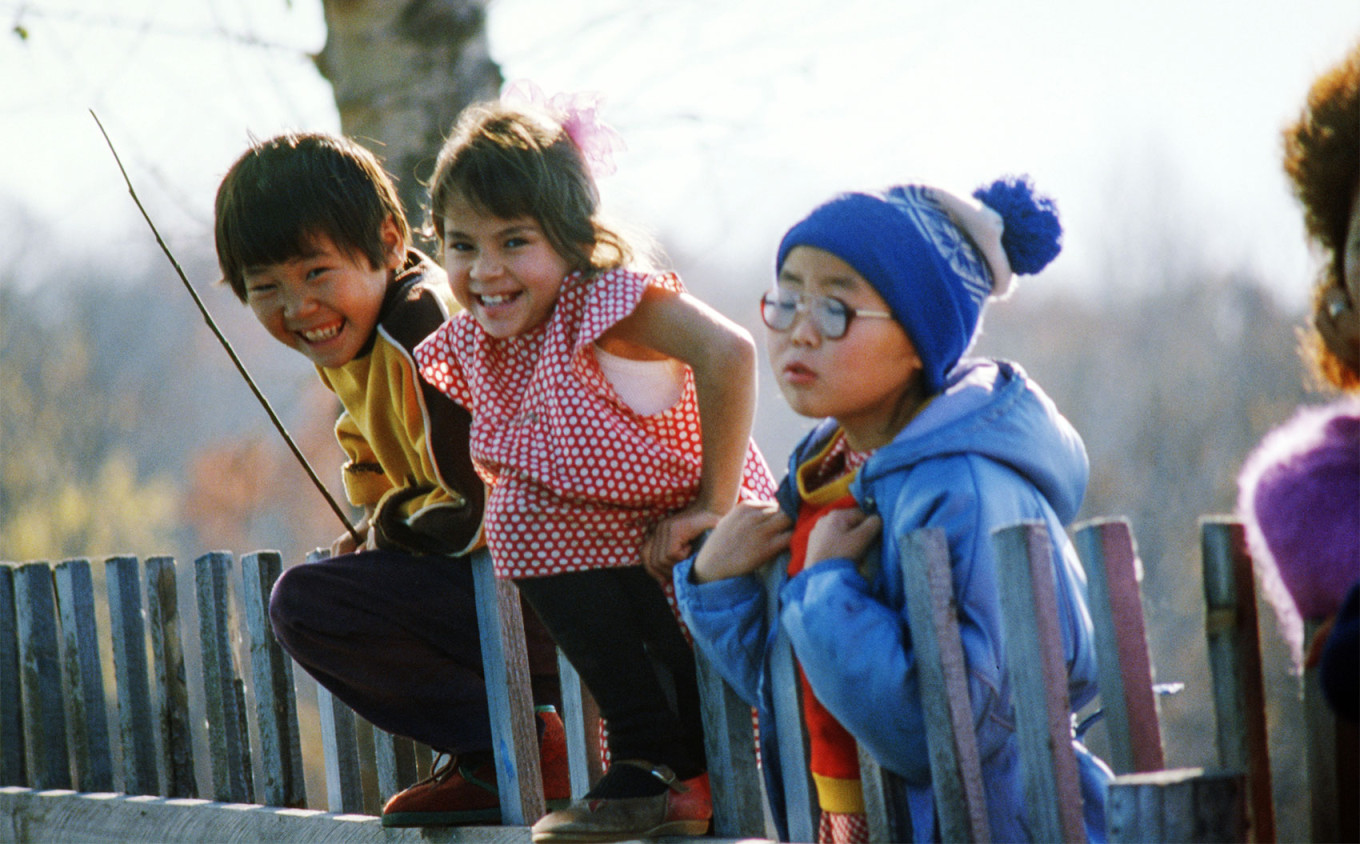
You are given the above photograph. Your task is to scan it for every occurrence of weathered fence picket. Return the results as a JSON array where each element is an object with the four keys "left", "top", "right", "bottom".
[
  {"left": 316, "top": 681, "right": 364, "bottom": 814},
  {"left": 241, "top": 551, "right": 306, "bottom": 809},
  {"left": 1200, "top": 518, "right": 1276, "bottom": 843},
  {"left": 106, "top": 554, "right": 159, "bottom": 797},
  {"left": 52, "top": 558, "right": 113, "bottom": 793},
  {"left": 692, "top": 647, "right": 765, "bottom": 838},
  {"left": 761, "top": 555, "right": 819, "bottom": 843},
  {"left": 1105, "top": 767, "right": 1247, "bottom": 842},
  {"left": 992, "top": 522, "right": 1087, "bottom": 844},
  {"left": 1075, "top": 518, "right": 1166, "bottom": 774},
  {"left": 145, "top": 554, "right": 197, "bottom": 798},
  {"left": 0, "top": 565, "right": 22, "bottom": 786},
  {"left": 12, "top": 561, "right": 68, "bottom": 791},
  {"left": 894, "top": 526, "right": 986, "bottom": 843},
  {"left": 1303, "top": 613, "right": 1359, "bottom": 842},
  {"left": 373, "top": 732, "right": 421, "bottom": 810},
  {"left": 302, "top": 551, "right": 367, "bottom": 815},
  {"left": 558, "top": 649, "right": 603, "bottom": 801},
  {"left": 470, "top": 550, "right": 544, "bottom": 826},
  {"left": 196, "top": 551, "right": 254, "bottom": 804}
]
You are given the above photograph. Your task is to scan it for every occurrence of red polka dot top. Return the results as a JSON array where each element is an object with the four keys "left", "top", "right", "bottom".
[{"left": 415, "top": 268, "right": 776, "bottom": 579}]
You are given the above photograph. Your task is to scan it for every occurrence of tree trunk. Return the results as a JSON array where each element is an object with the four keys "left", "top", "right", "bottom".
[{"left": 316, "top": 0, "right": 502, "bottom": 250}]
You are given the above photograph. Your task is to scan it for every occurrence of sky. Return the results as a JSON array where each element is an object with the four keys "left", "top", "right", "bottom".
[{"left": 1, "top": 1, "right": 1357, "bottom": 312}]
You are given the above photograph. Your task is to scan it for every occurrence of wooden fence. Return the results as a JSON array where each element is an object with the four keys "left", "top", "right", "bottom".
[
  {"left": 0, "top": 549, "right": 568, "bottom": 842},
  {"left": 0, "top": 516, "right": 1353, "bottom": 842}
]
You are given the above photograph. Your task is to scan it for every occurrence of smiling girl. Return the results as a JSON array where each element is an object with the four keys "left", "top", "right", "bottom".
[{"left": 412, "top": 87, "right": 775, "bottom": 842}]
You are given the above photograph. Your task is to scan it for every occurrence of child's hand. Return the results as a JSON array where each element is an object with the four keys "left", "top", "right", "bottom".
[
  {"left": 329, "top": 517, "right": 374, "bottom": 557},
  {"left": 643, "top": 506, "right": 724, "bottom": 583},
  {"left": 804, "top": 507, "right": 881, "bottom": 569},
  {"left": 330, "top": 530, "right": 358, "bottom": 557},
  {"left": 690, "top": 501, "right": 793, "bottom": 584}
]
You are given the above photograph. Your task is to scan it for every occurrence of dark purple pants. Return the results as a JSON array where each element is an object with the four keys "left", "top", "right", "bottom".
[{"left": 269, "top": 549, "right": 560, "bottom": 755}]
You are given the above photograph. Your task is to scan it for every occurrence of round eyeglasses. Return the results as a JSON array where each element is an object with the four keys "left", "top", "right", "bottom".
[{"left": 760, "top": 289, "right": 893, "bottom": 340}]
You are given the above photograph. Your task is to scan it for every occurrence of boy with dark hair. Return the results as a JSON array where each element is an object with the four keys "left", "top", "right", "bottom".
[{"left": 214, "top": 131, "right": 564, "bottom": 826}]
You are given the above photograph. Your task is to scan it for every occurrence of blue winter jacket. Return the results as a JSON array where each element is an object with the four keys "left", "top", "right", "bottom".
[{"left": 675, "top": 358, "right": 1111, "bottom": 842}]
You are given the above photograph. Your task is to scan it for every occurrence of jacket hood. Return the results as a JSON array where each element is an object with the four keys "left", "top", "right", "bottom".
[{"left": 785, "top": 358, "right": 1087, "bottom": 523}]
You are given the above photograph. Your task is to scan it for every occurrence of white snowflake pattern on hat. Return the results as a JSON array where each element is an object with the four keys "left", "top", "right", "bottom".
[{"left": 888, "top": 186, "right": 992, "bottom": 307}]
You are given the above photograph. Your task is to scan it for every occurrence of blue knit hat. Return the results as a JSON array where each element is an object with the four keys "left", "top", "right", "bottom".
[{"left": 775, "top": 175, "right": 1062, "bottom": 392}]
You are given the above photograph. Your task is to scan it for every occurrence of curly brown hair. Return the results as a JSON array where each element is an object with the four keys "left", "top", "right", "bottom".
[{"left": 1282, "top": 40, "right": 1360, "bottom": 390}]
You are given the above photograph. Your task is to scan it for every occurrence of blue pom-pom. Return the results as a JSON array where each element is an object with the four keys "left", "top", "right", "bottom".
[{"left": 972, "top": 175, "right": 1062, "bottom": 275}]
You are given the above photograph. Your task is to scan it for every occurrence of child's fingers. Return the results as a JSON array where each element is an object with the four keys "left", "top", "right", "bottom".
[
  {"left": 816, "top": 507, "right": 872, "bottom": 533},
  {"left": 330, "top": 531, "right": 358, "bottom": 557},
  {"left": 642, "top": 527, "right": 671, "bottom": 573},
  {"left": 804, "top": 508, "right": 882, "bottom": 567},
  {"left": 710, "top": 502, "right": 791, "bottom": 555},
  {"left": 642, "top": 516, "right": 700, "bottom": 582},
  {"left": 725, "top": 500, "right": 793, "bottom": 535},
  {"left": 753, "top": 513, "right": 794, "bottom": 553},
  {"left": 690, "top": 503, "right": 792, "bottom": 583},
  {"left": 741, "top": 498, "right": 791, "bottom": 522},
  {"left": 643, "top": 553, "right": 679, "bottom": 585},
  {"left": 849, "top": 513, "right": 883, "bottom": 539}
]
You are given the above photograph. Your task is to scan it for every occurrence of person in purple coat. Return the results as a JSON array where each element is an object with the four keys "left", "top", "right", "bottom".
[{"left": 1236, "top": 41, "right": 1359, "bottom": 724}]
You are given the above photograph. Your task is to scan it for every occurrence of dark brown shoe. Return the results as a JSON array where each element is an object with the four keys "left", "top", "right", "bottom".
[{"left": 530, "top": 761, "right": 712, "bottom": 842}]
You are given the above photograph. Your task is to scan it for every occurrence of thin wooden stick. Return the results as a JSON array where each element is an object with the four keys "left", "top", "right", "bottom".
[{"left": 91, "top": 110, "right": 361, "bottom": 545}]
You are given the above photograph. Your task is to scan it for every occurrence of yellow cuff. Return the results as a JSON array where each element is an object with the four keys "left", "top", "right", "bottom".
[{"left": 812, "top": 773, "right": 865, "bottom": 814}]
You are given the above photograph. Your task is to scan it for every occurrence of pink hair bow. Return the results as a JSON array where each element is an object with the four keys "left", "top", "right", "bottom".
[{"left": 502, "top": 79, "right": 626, "bottom": 178}]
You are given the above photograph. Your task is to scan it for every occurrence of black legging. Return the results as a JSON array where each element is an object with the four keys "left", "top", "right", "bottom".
[{"left": 515, "top": 566, "right": 706, "bottom": 780}]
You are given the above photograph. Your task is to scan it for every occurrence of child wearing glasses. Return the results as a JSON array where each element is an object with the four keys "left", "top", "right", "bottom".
[{"left": 675, "top": 177, "right": 1111, "bottom": 843}]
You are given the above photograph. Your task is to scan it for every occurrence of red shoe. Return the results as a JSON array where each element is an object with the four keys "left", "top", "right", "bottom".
[
  {"left": 529, "top": 761, "right": 712, "bottom": 842},
  {"left": 381, "top": 706, "right": 570, "bottom": 827}
]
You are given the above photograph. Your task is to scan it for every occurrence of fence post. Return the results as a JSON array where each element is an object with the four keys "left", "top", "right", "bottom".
[
  {"left": 693, "top": 647, "right": 766, "bottom": 838},
  {"left": 891, "top": 526, "right": 985, "bottom": 842},
  {"left": 762, "top": 554, "right": 818, "bottom": 843},
  {"left": 52, "top": 559, "right": 114, "bottom": 793},
  {"left": 1302, "top": 617, "right": 1358, "bottom": 841},
  {"left": 991, "top": 522, "right": 1086, "bottom": 844},
  {"left": 470, "top": 548, "right": 544, "bottom": 826},
  {"left": 300, "top": 550, "right": 366, "bottom": 814},
  {"left": 1075, "top": 518, "right": 1165, "bottom": 774},
  {"left": 241, "top": 551, "right": 307, "bottom": 809},
  {"left": 558, "top": 652, "right": 602, "bottom": 800},
  {"left": 372, "top": 732, "right": 420, "bottom": 807},
  {"left": 315, "top": 684, "right": 364, "bottom": 813},
  {"left": 1200, "top": 518, "right": 1275, "bottom": 843},
  {"left": 195, "top": 551, "right": 254, "bottom": 804},
  {"left": 1106, "top": 767, "right": 1246, "bottom": 842},
  {"left": 13, "top": 562, "right": 68, "bottom": 790},
  {"left": 0, "top": 563, "right": 25, "bottom": 786},
  {"left": 857, "top": 747, "right": 913, "bottom": 844},
  {"left": 105, "top": 555, "right": 159, "bottom": 796},
  {"left": 144, "top": 556, "right": 197, "bottom": 799}
]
